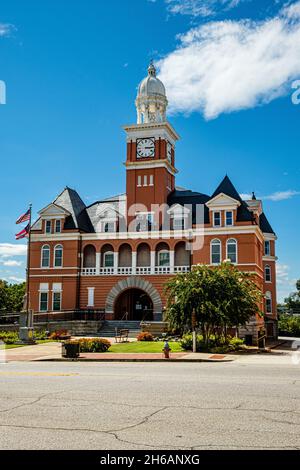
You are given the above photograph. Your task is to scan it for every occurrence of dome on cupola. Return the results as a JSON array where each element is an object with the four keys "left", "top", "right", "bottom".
[
  {"left": 135, "top": 61, "right": 168, "bottom": 124},
  {"left": 138, "top": 62, "right": 166, "bottom": 97}
]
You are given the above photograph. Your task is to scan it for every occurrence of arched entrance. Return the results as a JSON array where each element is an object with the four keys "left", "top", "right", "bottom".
[
  {"left": 114, "top": 289, "right": 153, "bottom": 321},
  {"left": 105, "top": 276, "right": 163, "bottom": 321}
]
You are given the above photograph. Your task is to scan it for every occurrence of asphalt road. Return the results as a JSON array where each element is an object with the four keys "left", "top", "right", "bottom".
[{"left": 0, "top": 357, "right": 299, "bottom": 450}]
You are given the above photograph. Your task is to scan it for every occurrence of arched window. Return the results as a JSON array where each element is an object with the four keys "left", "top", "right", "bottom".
[
  {"left": 174, "top": 241, "right": 190, "bottom": 267},
  {"left": 119, "top": 244, "right": 132, "bottom": 267},
  {"left": 211, "top": 239, "right": 221, "bottom": 264},
  {"left": 137, "top": 243, "right": 151, "bottom": 267},
  {"left": 41, "top": 245, "right": 50, "bottom": 268},
  {"left": 227, "top": 239, "right": 237, "bottom": 264},
  {"left": 265, "top": 291, "right": 272, "bottom": 314},
  {"left": 54, "top": 245, "right": 63, "bottom": 268},
  {"left": 265, "top": 265, "right": 271, "bottom": 282}
]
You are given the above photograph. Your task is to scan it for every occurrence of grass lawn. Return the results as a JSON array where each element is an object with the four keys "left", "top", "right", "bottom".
[
  {"left": 108, "top": 341, "right": 184, "bottom": 353},
  {"left": 3, "top": 340, "right": 55, "bottom": 350}
]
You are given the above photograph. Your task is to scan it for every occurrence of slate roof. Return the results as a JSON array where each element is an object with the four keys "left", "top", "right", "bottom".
[
  {"left": 44, "top": 177, "right": 275, "bottom": 235},
  {"left": 259, "top": 212, "right": 275, "bottom": 235},
  {"left": 53, "top": 187, "right": 94, "bottom": 232}
]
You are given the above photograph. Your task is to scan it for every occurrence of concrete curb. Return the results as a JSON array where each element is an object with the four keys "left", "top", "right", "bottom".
[{"left": 37, "top": 357, "right": 235, "bottom": 363}]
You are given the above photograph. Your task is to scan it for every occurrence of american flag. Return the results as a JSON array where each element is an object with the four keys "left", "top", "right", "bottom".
[
  {"left": 15, "top": 223, "right": 30, "bottom": 240},
  {"left": 16, "top": 208, "right": 31, "bottom": 224}
]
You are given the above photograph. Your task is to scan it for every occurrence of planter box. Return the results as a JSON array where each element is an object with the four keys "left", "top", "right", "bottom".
[{"left": 62, "top": 342, "right": 80, "bottom": 359}]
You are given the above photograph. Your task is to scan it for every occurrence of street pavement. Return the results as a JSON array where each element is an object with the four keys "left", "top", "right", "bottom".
[{"left": 0, "top": 354, "right": 300, "bottom": 450}]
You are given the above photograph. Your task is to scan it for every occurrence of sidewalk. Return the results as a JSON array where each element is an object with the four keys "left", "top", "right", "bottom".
[{"left": 2, "top": 342, "right": 237, "bottom": 363}]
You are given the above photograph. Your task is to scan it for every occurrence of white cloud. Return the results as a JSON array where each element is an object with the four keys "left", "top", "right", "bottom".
[
  {"left": 165, "top": 0, "right": 244, "bottom": 17},
  {"left": 0, "top": 243, "right": 27, "bottom": 258},
  {"left": 7, "top": 276, "right": 25, "bottom": 283},
  {"left": 157, "top": 1, "right": 300, "bottom": 119},
  {"left": 1, "top": 260, "right": 23, "bottom": 267},
  {"left": 276, "top": 263, "right": 297, "bottom": 302},
  {"left": 0, "top": 23, "right": 15, "bottom": 37},
  {"left": 240, "top": 193, "right": 252, "bottom": 200},
  {"left": 262, "top": 190, "right": 300, "bottom": 201}
]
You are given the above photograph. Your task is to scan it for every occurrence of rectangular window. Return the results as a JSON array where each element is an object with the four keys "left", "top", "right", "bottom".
[
  {"left": 149, "top": 175, "right": 154, "bottom": 186},
  {"left": 264, "top": 240, "right": 271, "bottom": 256},
  {"left": 103, "top": 222, "right": 115, "bottom": 233},
  {"left": 213, "top": 212, "right": 221, "bottom": 227},
  {"left": 159, "top": 252, "right": 170, "bottom": 266},
  {"left": 53, "top": 292, "right": 61, "bottom": 311},
  {"left": 136, "top": 213, "right": 153, "bottom": 232},
  {"left": 104, "top": 253, "right": 114, "bottom": 267},
  {"left": 266, "top": 296, "right": 272, "bottom": 314},
  {"left": 39, "top": 292, "right": 48, "bottom": 312},
  {"left": 137, "top": 176, "right": 142, "bottom": 187},
  {"left": 87, "top": 287, "right": 95, "bottom": 307},
  {"left": 55, "top": 220, "right": 61, "bottom": 233},
  {"left": 173, "top": 217, "right": 185, "bottom": 230},
  {"left": 45, "top": 220, "right": 52, "bottom": 234},
  {"left": 225, "top": 211, "right": 233, "bottom": 226},
  {"left": 143, "top": 175, "right": 148, "bottom": 186}
]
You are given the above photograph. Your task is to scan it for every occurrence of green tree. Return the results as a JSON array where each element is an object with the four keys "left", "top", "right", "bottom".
[
  {"left": 0, "top": 280, "right": 26, "bottom": 312},
  {"left": 284, "top": 279, "right": 300, "bottom": 311},
  {"left": 164, "top": 262, "right": 262, "bottom": 348}
]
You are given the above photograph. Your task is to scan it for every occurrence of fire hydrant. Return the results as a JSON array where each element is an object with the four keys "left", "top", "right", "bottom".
[{"left": 163, "top": 341, "right": 171, "bottom": 359}]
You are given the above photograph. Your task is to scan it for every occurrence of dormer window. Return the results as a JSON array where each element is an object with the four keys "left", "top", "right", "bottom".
[
  {"left": 55, "top": 220, "right": 61, "bottom": 233},
  {"left": 213, "top": 212, "right": 221, "bottom": 227},
  {"left": 173, "top": 217, "right": 185, "bottom": 231},
  {"left": 103, "top": 222, "right": 115, "bottom": 233},
  {"left": 136, "top": 213, "right": 153, "bottom": 232},
  {"left": 225, "top": 211, "right": 233, "bottom": 226},
  {"left": 45, "top": 220, "right": 52, "bottom": 234}
]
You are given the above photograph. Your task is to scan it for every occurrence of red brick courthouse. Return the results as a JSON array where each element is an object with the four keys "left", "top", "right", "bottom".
[{"left": 29, "top": 63, "right": 278, "bottom": 341}]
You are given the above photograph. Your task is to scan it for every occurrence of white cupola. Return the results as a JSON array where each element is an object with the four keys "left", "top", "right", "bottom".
[{"left": 135, "top": 61, "right": 168, "bottom": 124}]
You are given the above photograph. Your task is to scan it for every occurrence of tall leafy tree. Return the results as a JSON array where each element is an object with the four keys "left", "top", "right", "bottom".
[
  {"left": 284, "top": 279, "right": 300, "bottom": 311},
  {"left": 0, "top": 280, "right": 26, "bottom": 312},
  {"left": 164, "top": 262, "right": 262, "bottom": 347}
]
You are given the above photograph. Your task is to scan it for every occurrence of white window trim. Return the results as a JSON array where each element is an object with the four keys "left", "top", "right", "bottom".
[
  {"left": 226, "top": 238, "right": 238, "bottom": 264},
  {"left": 53, "top": 244, "right": 63, "bottom": 268},
  {"left": 137, "top": 175, "right": 142, "bottom": 187},
  {"left": 265, "top": 265, "right": 272, "bottom": 283},
  {"left": 52, "top": 291, "right": 62, "bottom": 311},
  {"left": 39, "top": 291, "right": 48, "bottom": 312},
  {"left": 149, "top": 175, "right": 154, "bottom": 186},
  {"left": 45, "top": 220, "right": 52, "bottom": 234},
  {"left": 210, "top": 239, "right": 222, "bottom": 265},
  {"left": 213, "top": 211, "right": 222, "bottom": 227},
  {"left": 225, "top": 211, "right": 233, "bottom": 227},
  {"left": 103, "top": 251, "right": 114, "bottom": 267},
  {"left": 143, "top": 175, "right": 148, "bottom": 186},
  {"left": 158, "top": 249, "right": 170, "bottom": 267},
  {"left": 265, "top": 291, "right": 272, "bottom": 314},
  {"left": 41, "top": 244, "right": 50, "bottom": 269},
  {"left": 87, "top": 287, "right": 95, "bottom": 307},
  {"left": 55, "top": 219, "right": 62, "bottom": 233},
  {"left": 264, "top": 240, "right": 271, "bottom": 256},
  {"left": 101, "top": 221, "right": 117, "bottom": 233}
]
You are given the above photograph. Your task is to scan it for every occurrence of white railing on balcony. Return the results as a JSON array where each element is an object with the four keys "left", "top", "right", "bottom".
[
  {"left": 82, "top": 268, "right": 97, "bottom": 276},
  {"left": 81, "top": 266, "right": 190, "bottom": 276}
]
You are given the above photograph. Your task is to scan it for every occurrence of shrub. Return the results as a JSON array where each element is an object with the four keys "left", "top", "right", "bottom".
[
  {"left": 49, "top": 329, "right": 70, "bottom": 340},
  {"left": 137, "top": 331, "right": 154, "bottom": 341},
  {"left": 0, "top": 331, "right": 19, "bottom": 344},
  {"left": 279, "top": 315, "right": 300, "bottom": 336},
  {"left": 34, "top": 330, "right": 48, "bottom": 341},
  {"left": 77, "top": 338, "right": 111, "bottom": 353},
  {"left": 180, "top": 333, "right": 245, "bottom": 353}
]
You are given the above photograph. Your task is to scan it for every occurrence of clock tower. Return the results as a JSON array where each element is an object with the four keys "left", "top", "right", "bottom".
[{"left": 123, "top": 62, "right": 180, "bottom": 228}]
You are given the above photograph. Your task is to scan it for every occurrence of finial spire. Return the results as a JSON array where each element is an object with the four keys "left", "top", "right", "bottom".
[
  {"left": 252, "top": 191, "right": 256, "bottom": 200},
  {"left": 148, "top": 60, "right": 156, "bottom": 77}
]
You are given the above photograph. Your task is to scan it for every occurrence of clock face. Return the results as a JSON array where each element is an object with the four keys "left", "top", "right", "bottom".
[
  {"left": 136, "top": 138, "right": 155, "bottom": 158},
  {"left": 167, "top": 142, "right": 172, "bottom": 162}
]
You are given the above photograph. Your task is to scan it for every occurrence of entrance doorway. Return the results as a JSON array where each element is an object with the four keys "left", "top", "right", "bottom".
[{"left": 114, "top": 288, "right": 153, "bottom": 321}]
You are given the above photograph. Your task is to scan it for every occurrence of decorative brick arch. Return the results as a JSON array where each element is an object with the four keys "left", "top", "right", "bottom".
[{"left": 105, "top": 276, "right": 163, "bottom": 317}]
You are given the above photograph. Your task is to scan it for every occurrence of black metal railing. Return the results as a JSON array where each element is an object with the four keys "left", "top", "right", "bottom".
[{"left": 0, "top": 309, "right": 105, "bottom": 325}]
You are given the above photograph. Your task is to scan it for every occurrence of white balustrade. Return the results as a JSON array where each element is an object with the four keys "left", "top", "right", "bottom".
[{"left": 82, "top": 265, "right": 190, "bottom": 276}]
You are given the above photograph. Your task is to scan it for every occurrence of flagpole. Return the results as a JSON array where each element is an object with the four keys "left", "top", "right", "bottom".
[{"left": 26, "top": 204, "right": 32, "bottom": 315}]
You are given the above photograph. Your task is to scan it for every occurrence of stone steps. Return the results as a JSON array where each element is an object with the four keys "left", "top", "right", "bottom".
[{"left": 99, "top": 321, "right": 141, "bottom": 338}]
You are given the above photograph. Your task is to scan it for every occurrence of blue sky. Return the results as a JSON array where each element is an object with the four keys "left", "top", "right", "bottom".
[{"left": 0, "top": 0, "right": 299, "bottom": 301}]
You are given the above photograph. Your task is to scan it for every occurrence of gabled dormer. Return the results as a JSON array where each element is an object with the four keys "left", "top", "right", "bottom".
[{"left": 206, "top": 176, "right": 253, "bottom": 227}]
